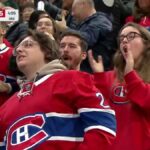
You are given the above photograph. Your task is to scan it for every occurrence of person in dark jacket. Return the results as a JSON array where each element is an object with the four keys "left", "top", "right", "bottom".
[
  {"left": 56, "top": 0, "right": 113, "bottom": 73},
  {"left": 5, "top": 2, "right": 35, "bottom": 46}
]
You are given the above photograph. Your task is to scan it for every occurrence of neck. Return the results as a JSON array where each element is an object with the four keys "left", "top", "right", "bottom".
[
  {"left": 24, "top": 70, "right": 37, "bottom": 81},
  {"left": 68, "top": 64, "right": 80, "bottom": 71},
  {"left": 21, "top": 63, "right": 46, "bottom": 81},
  {"left": 75, "top": 65, "right": 80, "bottom": 71}
]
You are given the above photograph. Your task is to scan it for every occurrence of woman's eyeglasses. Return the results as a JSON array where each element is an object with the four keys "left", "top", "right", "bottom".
[
  {"left": 13, "top": 40, "right": 38, "bottom": 56},
  {"left": 118, "top": 32, "right": 142, "bottom": 43}
]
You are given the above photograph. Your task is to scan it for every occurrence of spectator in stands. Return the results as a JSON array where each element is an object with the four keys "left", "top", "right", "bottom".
[
  {"left": 126, "top": 0, "right": 150, "bottom": 30},
  {"left": 0, "top": 30, "right": 116, "bottom": 150},
  {"left": 36, "top": 15, "right": 60, "bottom": 41},
  {"left": 28, "top": 10, "right": 49, "bottom": 30},
  {"left": 59, "top": 30, "right": 87, "bottom": 70},
  {"left": 20, "top": 2, "right": 35, "bottom": 23},
  {"left": 88, "top": 22, "right": 150, "bottom": 150},
  {"left": 0, "top": 23, "right": 19, "bottom": 106},
  {"left": 5, "top": 2, "right": 35, "bottom": 46},
  {"left": 56, "top": 0, "right": 113, "bottom": 73},
  {"left": 100, "top": 0, "right": 135, "bottom": 67}
]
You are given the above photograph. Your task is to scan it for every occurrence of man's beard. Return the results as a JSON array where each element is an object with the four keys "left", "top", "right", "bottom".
[{"left": 61, "top": 55, "right": 83, "bottom": 70}]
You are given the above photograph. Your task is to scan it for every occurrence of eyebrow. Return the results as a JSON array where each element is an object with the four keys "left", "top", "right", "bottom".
[{"left": 18, "top": 39, "right": 35, "bottom": 45}]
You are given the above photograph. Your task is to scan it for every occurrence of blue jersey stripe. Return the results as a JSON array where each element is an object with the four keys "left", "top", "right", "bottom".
[
  {"left": 79, "top": 111, "right": 116, "bottom": 133},
  {"left": 45, "top": 110, "right": 116, "bottom": 137},
  {"left": 46, "top": 116, "right": 84, "bottom": 137}
]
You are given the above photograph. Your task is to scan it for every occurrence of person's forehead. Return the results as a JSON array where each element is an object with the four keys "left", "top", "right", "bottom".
[
  {"left": 38, "top": 17, "right": 52, "bottom": 23},
  {"left": 120, "top": 26, "right": 139, "bottom": 35},
  {"left": 61, "top": 36, "right": 80, "bottom": 43},
  {"left": 23, "top": 7, "right": 34, "bottom": 11},
  {"left": 20, "top": 36, "right": 34, "bottom": 43}
]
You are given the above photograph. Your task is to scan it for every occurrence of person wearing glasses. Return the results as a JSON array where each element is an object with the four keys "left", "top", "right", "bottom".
[
  {"left": 88, "top": 22, "right": 150, "bottom": 150},
  {"left": 0, "top": 30, "right": 116, "bottom": 150}
]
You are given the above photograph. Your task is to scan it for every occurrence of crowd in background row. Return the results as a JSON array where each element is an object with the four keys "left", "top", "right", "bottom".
[{"left": 0, "top": 0, "right": 150, "bottom": 150}]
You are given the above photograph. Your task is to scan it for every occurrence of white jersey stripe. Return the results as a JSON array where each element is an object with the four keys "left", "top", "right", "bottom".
[
  {"left": 35, "top": 74, "right": 53, "bottom": 86},
  {"left": 85, "top": 125, "right": 116, "bottom": 136},
  {"left": 48, "top": 136, "right": 83, "bottom": 142},
  {"left": 78, "top": 108, "right": 115, "bottom": 115},
  {"left": 46, "top": 112, "right": 79, "bottom": 118}
]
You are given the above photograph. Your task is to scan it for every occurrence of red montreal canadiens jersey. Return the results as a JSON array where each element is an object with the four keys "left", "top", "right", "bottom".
[
  {"left": 0, "top": 43, "right": 16, "bottom": 105},
  {"left": 94, "top": 70, "right": 150, "bottom": 150},
  {"left": 0, "top": 70, "right": 116, "bottom": 150}
]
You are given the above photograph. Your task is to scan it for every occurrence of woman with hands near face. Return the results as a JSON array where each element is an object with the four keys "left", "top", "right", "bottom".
[{"left": 88, "top": 22, "right": 150, "bottom": 150}]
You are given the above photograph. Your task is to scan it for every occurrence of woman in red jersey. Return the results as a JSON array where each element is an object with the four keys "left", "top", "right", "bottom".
[{"left": 89, "top": 22, "right": 150, "bottom": 150}]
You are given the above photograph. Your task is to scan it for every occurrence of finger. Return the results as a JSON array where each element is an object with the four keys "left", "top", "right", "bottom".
[
  {"left": 88, "top": 50, "right": 94, "bottom": 60},
  {"left": 60, "top": 13, "right": 66, "bottom": 22},
  {"left": 97, "top": 55, "right": 103, "bottom": 63}
]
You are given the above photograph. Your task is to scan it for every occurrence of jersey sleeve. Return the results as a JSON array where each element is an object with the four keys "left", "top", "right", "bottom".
[
  {"left": 71, "top": 71, "right": 116, "bottom": 150},
  {"left": 93, "top": 71, "right": 115, "bottom": 100},
  {"left": 124, "top": 70, "right": 150, "bottom": 110}
]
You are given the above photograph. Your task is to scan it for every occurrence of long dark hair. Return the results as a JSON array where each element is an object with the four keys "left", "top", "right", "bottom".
[{"left": 133, "top": 0, "right": 150, "bottom": 23}]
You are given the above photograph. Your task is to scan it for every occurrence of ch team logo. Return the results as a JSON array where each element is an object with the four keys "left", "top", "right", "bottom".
[
  {"left": 111, "top": 85, "right": 129, "bottom": 104},
  {"left": 6, "top": 114, "right": 49, "bottom": 150},
  {"left": 114, "top": 86, "right": 126, "bottom": 97}
]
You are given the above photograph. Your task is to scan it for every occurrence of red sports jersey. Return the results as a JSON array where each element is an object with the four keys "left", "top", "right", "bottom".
[
  {"left": 0, "top": 43, "right": 16, "bottom": 105},
  {"left": 126, "top": 16, "right": 150, "bottom": 31},
  {"left": 0, "top": 70, "right": 116, "bottom": 150},
  {"left": 3, "top": 38, "right": 13, "bottom": 48},
  {"left": 94, "top": 70, "right": 150, "bottom": 150}
]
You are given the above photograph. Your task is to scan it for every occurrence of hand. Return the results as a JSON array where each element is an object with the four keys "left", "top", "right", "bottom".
[
  {"left": 44, "top": 32, "right": 55, "bottom": 40},
  {"left": 61, "top": 9, "right": 68, "bottom": 18},
  {"left": 55, "top": 14, "right": 67, "bottom": 31},
  {"left": 88, "top": 50, "right": 104, "bottom": 73},
  {"left": 121, "top": 46, "right": 134, "bottom": 75},
  {"left": 0, "top": 81, "right": 11, "bottom": 93}
]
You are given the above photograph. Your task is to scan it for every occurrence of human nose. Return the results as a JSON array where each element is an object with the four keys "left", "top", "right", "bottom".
[
  {"left": 40, "top": 23, "right": 46, "bottom": 28},
  {"left": 14, "top": 45, "right": 23, "bottom": 56},
  {"left": 63, "top": 45, "right": 70, "bottom": 53},
  {"left": 120, "top": 36, "right": 128, "bottom": 44}
]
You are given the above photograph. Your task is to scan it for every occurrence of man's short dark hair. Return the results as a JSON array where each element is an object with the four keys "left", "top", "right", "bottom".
[{"left": 60, "top": 30, "right": 88, "bottom": 51}]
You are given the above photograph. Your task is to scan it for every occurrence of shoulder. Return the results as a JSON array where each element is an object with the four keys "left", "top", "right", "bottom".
[
  {"left": 92, "top": 12, "right": 112, "bottom": 29},
  {"left": 96, "top": 12, "right": 112, "bottom": 21},
  {"left": 51, "top": 70, "right": 94, "bottom": 88},
  {"left": 53, "top": 70, "right": 93, "bottom": 81}
]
